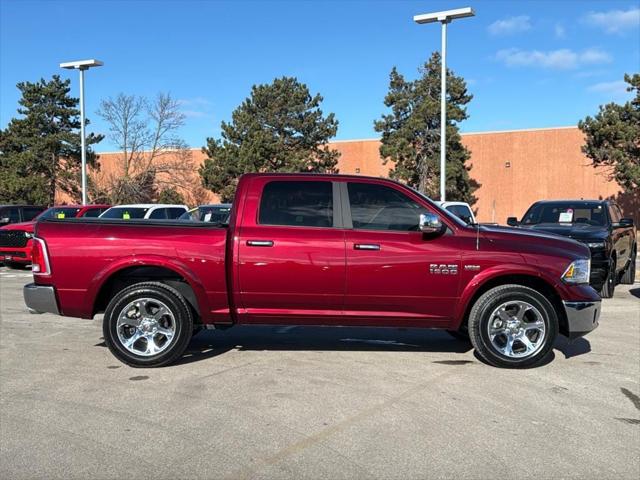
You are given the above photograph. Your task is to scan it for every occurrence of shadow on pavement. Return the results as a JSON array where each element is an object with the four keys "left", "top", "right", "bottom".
[
  {"left": 629, "top": 287, "right": 640, "bottom": 299},
  {"left": 554, "top": 336, "right": 591, "bottom": 359},
  {"left": 174, "top": 326, "right": 473, "bottom": 366}
]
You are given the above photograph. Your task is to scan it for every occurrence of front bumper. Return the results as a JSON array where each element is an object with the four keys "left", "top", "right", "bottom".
[
  {"left": 23, "top": 283, "right": 60, "bottom": 315},
  {"left": 563, "top": 300, "right": 600, "bottom": 339}
]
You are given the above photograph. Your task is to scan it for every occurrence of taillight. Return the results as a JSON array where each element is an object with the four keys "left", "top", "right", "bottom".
[{"left": 31, "top": 237, "right": 51, "bottom": 275}]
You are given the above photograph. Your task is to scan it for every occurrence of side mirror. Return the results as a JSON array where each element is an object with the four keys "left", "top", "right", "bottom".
[
  {"left": 615, "top": 218, "right": 634, "bottom": 228},
  {"left": 507, "top": 217, "right": 519, "bottom": 227},
  {"left": 419, "top": 213, "right": 443, "bottom": 233}
]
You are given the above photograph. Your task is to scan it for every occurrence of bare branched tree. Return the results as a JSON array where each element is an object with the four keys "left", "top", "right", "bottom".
[{"left": 95, "top": 92, "right": 200, "bottom": 204}]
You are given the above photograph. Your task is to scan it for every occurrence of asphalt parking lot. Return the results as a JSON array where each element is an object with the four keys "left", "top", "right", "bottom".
[{"left": 1, "top": 266, "right": 639, "bottom": 480}]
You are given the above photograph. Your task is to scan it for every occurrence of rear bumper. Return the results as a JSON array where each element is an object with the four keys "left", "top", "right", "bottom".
[
  {"left": 23, "top": 283, "right": 59, "bottom": 315},
  {"left": 0, "top": 246, "right": 30, "bottom": 264},
  {"left": 563, "top": 300, "right": 600, "bottom": 339}
]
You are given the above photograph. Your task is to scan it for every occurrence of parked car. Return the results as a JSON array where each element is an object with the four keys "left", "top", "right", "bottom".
[
  {"left": 0, "top": 204, "right": 110, "bottom": 268},
  {"left": 179, "top": 204, "right": 232, "bottom": 223},
  {"left": 0, "top": 205, "right": 46, "bottom": 227},
  {"left": 435, "top": 201, "right": 476, "bottom": 224},
  {"left": 507, "top": 200, "right": 636, "bottom": 298},
  {"left": 99, "top": 204, "right": 188, "bottom": 220},
  {"left": 24, "top": 174, "right": 600, "bottom": 369}
]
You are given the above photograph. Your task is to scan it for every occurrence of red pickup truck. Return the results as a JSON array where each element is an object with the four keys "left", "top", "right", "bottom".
[{"left": 24, "top": 174, "right": 600, "bottom": 368}]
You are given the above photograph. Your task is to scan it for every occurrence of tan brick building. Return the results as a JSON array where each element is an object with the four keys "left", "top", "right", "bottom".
[{"left": 88, "top": 126, "right": 638, "bottom": 224}]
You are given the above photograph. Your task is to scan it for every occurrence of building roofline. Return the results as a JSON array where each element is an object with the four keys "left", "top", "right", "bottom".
[
  {"left": 94, "top": 125, "right": 579, "bottom": 153},
  {"left": 461, "top": 125, "right": 578, "bottom": 136}
]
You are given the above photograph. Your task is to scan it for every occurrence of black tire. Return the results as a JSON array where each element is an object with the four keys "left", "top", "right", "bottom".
[
  {"left": 103, "top": 281, "right": 194, "bottom": 368},
  {"left": 468, "top": 284, "right": 558, "bottom": 368},
  {"left": 600, "top": 258, "right": 616, "bottom": 298},
  {"left": 620, "top": 250, "right": 636, "bottom": 285}
]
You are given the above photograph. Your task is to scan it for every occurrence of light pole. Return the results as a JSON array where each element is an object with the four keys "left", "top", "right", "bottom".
[
  {"left": 60, "top": 59, "right": 104, "bottom": 205},
  {"left": 414, "top": 7, "right": 474, "bottom": 202}
]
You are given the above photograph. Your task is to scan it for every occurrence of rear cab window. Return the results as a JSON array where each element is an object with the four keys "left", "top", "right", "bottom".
[{"left": 258, "top": 181, "right": 334, "bottom": 228}]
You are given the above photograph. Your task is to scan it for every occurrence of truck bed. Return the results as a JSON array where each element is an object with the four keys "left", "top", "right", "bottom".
[{"left": 34, "top": 218, "right": 230, "bottom": 322}]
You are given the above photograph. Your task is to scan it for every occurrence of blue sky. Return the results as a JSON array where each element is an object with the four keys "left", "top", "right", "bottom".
[{"left": 1, "top": 0, "right": 638, "bottom": 152}]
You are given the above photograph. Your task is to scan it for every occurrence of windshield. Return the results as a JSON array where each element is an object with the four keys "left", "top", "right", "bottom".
[
  {"left": 100, "top": 207, "right": 149, "bottom": 219},
  {"left": 522, "top": 203, "right": 607, "bottom": 226},
  {"left": 39, "top": 207, "right": 81, "bottom": 219},
  {"left": 445, "top": 205, "right": 474, "bottom": 224},
  {"left": 179, "top": 205, "right": 231, "bottom": 223}
]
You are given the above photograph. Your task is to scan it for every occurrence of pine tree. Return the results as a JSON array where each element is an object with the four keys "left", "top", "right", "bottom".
[
  {"left": 374, "top": 52, "right": 477, "bottom": 203},
  {"left": 579, "top": 73, "right": 640, "bottom": 193},
  {"left": 0, "top": 75, "right": 102, "bottom": 204},
  {"left": 200, "top": 77, "right": 339, "bottom": 201}
]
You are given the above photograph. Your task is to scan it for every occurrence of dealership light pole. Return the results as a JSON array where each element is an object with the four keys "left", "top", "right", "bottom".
[
  {"left": 414, "top": 7, "right": 474, "bottom": 202},
  {"left": 60, "top": 59, "right": 104, "bottom": 205}
]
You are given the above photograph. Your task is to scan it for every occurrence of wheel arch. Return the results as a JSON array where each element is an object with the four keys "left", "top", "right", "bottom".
[
  {"left": 90, "top": 260, "right": 206, "bottom": 323},
  {"left": 453, "top": 273, "right": 568, "bottom": 336}
]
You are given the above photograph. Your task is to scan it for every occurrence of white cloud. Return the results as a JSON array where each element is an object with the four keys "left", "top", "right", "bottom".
[
  {"left": 583, "top": 7, "right": 640, "bottom": 34},
  {"left": 488, "top": 15, "right": 531, "bottom": 35},
  {"left": 495, "top": 47, "right": 612, "bottom": 69},
  {"left": 178, "top": 97, "right": 213, "bottom": 107},
  {"left": 554, "top": 23, "right": 566, "bottom": 38},
  {"left": 178, "top": 97, "right": 214, "bottom": 119},
  {"left": 587, "top": 80, "right": 630, "bottom": 96}
]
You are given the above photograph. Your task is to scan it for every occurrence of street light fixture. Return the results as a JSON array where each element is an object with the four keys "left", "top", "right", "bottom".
[
  {"left": 414, "top": 7, "right": 474, "bottom": 202},
  {"left": 60, "top": 59, "right": 104, "bottom": 205}
]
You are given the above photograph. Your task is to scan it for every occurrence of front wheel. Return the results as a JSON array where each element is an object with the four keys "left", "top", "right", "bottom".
[
  {"left": 468, "top": 285, "right": 558, "bottom": 368},
  {"left": 599, "top": 258, "right": 616, "bottom": 298},
  {"left": 620, "top": 250, "right": 636, "bottom": 285},
  {"left": 103, "top": 282, "right": 194, "bottom": 367}
]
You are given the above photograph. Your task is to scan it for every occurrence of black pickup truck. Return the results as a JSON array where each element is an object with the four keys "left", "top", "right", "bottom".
[{"left": 508, "top": 200, "right": 636, "bottom": 298}]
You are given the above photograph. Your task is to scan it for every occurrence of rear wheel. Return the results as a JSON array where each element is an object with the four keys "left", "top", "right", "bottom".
[
  {"left": 600, "top": 258, "right": 616, "bottom": 298},
  {"left": 468, "top": 284, "right": 558, "bottom": 368},
  {"left": 103, "top": 282, "right": 193, "bottom": 367},
  {"left": 620, "top": 250, "right": 636, "bottom": 285}
]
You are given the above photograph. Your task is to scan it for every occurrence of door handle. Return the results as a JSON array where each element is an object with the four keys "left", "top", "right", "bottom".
[
  {"left": 354, "top": 243, "right": 380, "bottom": 251},
  {"left": 247, "top": 240, "right": 274, "bottom": 247}
]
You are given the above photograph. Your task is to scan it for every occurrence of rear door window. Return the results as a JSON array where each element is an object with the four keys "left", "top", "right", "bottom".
[{"left": 258, "top": 181, "right": 334, "bottom": 228}]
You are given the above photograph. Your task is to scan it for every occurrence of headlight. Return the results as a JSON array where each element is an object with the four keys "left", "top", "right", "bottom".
[
  {"left": 24, "top": 231, "right": 33, "bottom": 238},
  {"left": 562, "top": 259, "right": 591, "bottom": 285},
  {"left": 585, "top": 242, "right": 605, "bottom": 249}
]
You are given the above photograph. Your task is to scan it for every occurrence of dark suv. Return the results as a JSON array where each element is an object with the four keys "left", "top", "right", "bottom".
[
  {"left": 0, "top": 205, "right": 46, "bottom": 227},
  {"left": 508, "top": 200, "right": 636, "bottom": 298}
]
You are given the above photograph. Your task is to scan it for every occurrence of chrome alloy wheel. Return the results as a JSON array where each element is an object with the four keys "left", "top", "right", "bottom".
[
  {"left": 116, "top": 298, "right": 176, "bottom": 356},
  {"left": 487, "top": 300, "right": 546, "bottom": 359}
]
